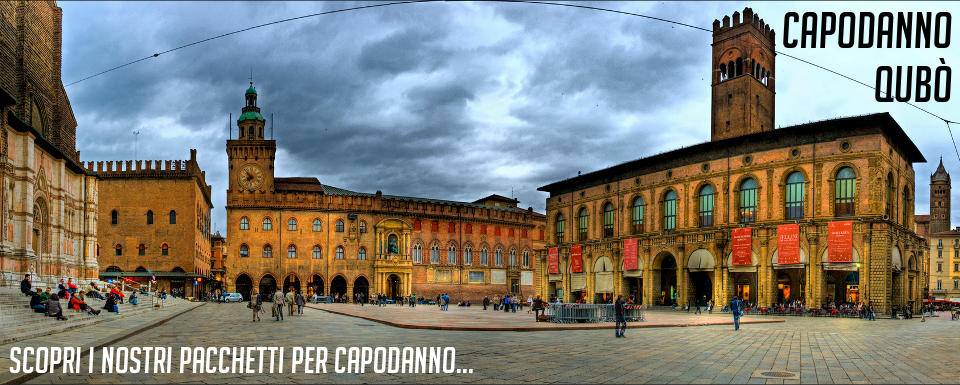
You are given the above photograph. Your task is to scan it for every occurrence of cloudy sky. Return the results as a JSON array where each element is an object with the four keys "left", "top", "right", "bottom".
[{"left": 58, "top": 1, "right": 960, "bottom": 231}]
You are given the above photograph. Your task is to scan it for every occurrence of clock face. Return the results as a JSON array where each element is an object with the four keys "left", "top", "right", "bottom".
[{"left": 238, "top": 164, "right": 264, "bottom": 191}]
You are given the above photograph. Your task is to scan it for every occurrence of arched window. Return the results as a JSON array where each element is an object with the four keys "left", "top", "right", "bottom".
[
  {"left": 161, "top": 244, "right": 169, "bottom": 256},
  {"left": 412, "top": 244, "right": 422, "bottom": 263},
  {"left": 735, "top": 57, "right": 743, "bottom": 76},
  {"left": 835, "top": 167, "right": 856, "bottom": 216},
  {"left": 287, "top": 218, "right": 297, "bottom": 231},
  {"left": 335, "top": 246, "right": 344, "bottom": 260},
  {"left": 336, "top": 219, "right": 344, "bottom": 233},
  {"left": 239, "top": 244, "right": 249, "bottom": 258},
  {"left": 902, "top": 187, "right": 912, "bottom": 225},
  {"left": 577, "top": 208, "right": 589, "bottom": 241},
  {"left": 111, "top": 210, "right": 118, "bottom": 225},
  {"left": 663, "top": 190, "right": 678, "bottom": 231},
  {"left": 522, "top": 250, "right": 530, "bottom": 267},
  {"left": 263, "top": 245, "right": 273, "bottom": 258},
  {"left": 169, "top": 210, "right": 176, "bottom": 224},
  {"left": 113, "top": 244, "right": 122, "bottom": 256},
  {"left": 312, "top": 246, "right": 321, "bottom": 259},
  {"left": 739, "top": 178, "right": 758, "bottom": 224},
  {"left": 464, "top": 246, "right": 473, "bottom": 265},
  {"left": 240, "top": 217, "right": 249, "bottom": 230},
  {"left": 631, "top": 197, "right": 644, "bottom": 233},
  {"left": 430, "top": 244, "right": 439, "bottom": 264},
  {"left": 719, "top": 63, "right": 727, "bottom": 81},
  {"left": 447, "top": 245, "right": 456, "bottom": 264},
  {"left": 481, "top": 247, "right": 489, "bottom": 265},
  {"left": 138, "top": 244, "right": 145, "bottom": 256},
  {"left": 698, "top": 185, "right": 715, "bottom": 227},
  {"left": 555, "top": 214, "right": 565, "bottom": 243},
  {"left": 495, "top": 248, "right": 503, "bottom": 266},
  {"left": 313, "top": 219, "right": 322, "bottom": 232},
  {"left": 287, "top": 245, "right": 297, "bottom": 259},
  {"left": 785, "top": 172, "right": 805, "bottom": 219},
  {"left": 358, "top": 247, "right": 367, "bottom": 260},
  {"left": 603, "top": 203, "right": 615, "bottom": 238},
  {"left": 262, "top": 217, "right": 272, "bottom": 230},
  {"left": 146, "top": 210, "right": 153, "bottom": 225},
  {"left": 359, "top": 220, "right": 367, "bottom": 233},
  {"left": 509, "top": 249, "right": 517, "bottom": 266}
]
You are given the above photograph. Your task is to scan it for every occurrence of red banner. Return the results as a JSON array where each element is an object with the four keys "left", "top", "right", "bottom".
[
  {"left": 623, "top": 238, "right": 639, "bottom": 270},
  {"left": 828, "top": 221, "right": 854, "bottom": 263},
  {"left": 731, "top": 227, "right": 752, "bottom": 265},
  {"left": 777, "top": 224, "right": 801, "bottom": 265},
  {"left": 548, "top": 247, "right": 559, "bottom": 274},
  {"left": 570, "top": 245, "right": 583, "bottom": 273}
]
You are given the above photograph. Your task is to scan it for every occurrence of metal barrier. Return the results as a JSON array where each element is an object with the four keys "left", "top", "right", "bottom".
[{"left": 546, "top": 304, "right": 645, "bottom": 323}]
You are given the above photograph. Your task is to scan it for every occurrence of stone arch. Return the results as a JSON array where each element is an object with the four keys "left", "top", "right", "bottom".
[
  {"left": 283, "top": 272, "right": 301, "bottom": 293},
  {"left": 892, "top": 245, "right": 903, "bottom": 271},
  {"left": 687, "top": 248, "right": 716, "bottom": 271}
]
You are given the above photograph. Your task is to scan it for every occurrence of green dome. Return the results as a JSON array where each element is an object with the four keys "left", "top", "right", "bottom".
[
  {"left": 246, "top": 85, "right": 257, "bottom": 95},
  {"left": 238, "top": 110, "right": 265, "bottom": 122}
]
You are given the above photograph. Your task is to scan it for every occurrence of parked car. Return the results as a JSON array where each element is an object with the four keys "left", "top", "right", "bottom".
[
  {"left": 315, "top": 295, "right": 332, "bottom": 304},
  {"left": 224, "top": 293, "right": 244, "bottom": 302}
]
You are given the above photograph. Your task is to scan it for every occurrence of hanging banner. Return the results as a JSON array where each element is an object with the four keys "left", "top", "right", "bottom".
[
  {"left": 828, "top": 221, "right": 854, "bottom": 263},
  {"left": 548, "top": 247, "right": 559, "bottom": 274},
  {"left": 731, "top": 227, "right": 752, "bottom": 265},
  {"left": 623, "top": 238, "right": 639, "bottom": 270},
  {"left": 571, "top": 244, "right": 583, "bottom": 273},
  {"left": 776, "top": 224, "right": 801, "bottom": 264}
]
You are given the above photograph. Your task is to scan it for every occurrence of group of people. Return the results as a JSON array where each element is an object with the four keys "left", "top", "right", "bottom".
[
  {"left": 436, "top": 293, "right": 451, "bottom": 311},
  {"left": 249, "top": 288, "right": 306, "bottom": 322},
  {"left": 482, "top": 294, "right": 528, "bottom": 312},
  {"left": 19, "top": 274, "right": 138, "bottom": 321}
]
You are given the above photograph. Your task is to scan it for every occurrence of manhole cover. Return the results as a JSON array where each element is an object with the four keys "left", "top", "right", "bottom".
[{"left": 752, "top": 370, "right": 798, "bottom": 379}]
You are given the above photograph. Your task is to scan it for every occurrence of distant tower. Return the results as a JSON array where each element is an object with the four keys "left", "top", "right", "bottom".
[
  {"left": 710, "top": 7, "right": 776, "bottom": 142},
  {"left": 238, "top": 80, "right": 266, "bottom": 140},
  {"left": 930, "top": 157, "right": 951, "bottom": 234}
]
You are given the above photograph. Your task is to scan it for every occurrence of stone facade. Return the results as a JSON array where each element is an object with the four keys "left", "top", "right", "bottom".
[
  {"left": 0, "top": 0, "right": 98, "bottom": 288},
  {"left": 224, "top": 84, "right": 545, "bottom": 302},
  {"left": 86, "top": 150, "right": 213, "bottom": 297},
  {"left": 536, "top": 8, "right": 927, "bottom": 314},
  {"left": 928, "top": 230, "right": 960, "bottom": 301}
]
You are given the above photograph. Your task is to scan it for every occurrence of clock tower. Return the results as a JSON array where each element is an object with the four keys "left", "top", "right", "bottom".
[{"left": 227, "top": 81, "right": 276, "bottom": 199}]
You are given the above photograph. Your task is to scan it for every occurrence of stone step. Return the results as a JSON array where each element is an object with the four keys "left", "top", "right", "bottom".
[{"left": 0, "top": 302, "right": 187, "bottom": 345}]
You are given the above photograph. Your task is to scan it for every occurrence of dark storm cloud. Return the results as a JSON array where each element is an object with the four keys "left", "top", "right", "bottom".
[{"left": 58, "top": 1, "right": 960, "bottom": 229}]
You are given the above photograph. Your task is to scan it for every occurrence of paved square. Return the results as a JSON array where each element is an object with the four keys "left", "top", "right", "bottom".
[{"left": 17, "top": 303, "right": 960, "bottom": 384}]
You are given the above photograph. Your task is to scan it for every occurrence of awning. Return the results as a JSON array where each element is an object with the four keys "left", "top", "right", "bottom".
[{"left": 687, "top": 249, "right": 715, "bottom": 271}]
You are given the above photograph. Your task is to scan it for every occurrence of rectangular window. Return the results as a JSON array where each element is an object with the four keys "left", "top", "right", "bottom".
[
  {"left": 539, "top": 230, "right": 544, "bottom": 241},
  {"left": 578, "top": 214, "right": 588, "bottom": 241},
  {"left": 448, "top": 223, "right": 456, "bottom": 233},
  {"left": 414, "top": 220, "right": 421, "bottom": 231},
  {"left": 447, "top": 248, "right": 456, "bottom": 264},
  {"left": 495, "top": 226, "right": 501, "bottom": 236},
  {"left": 521, "top": 229, "right": 528, "bottom": 238},
  {"left": 939, "top": 250, "right": 943, "bottom": 258},
  {"left": 785, "top": 181, "right": 805, "bottom": 220},
  {"left": 468, "top": 271, "right": 484, "bottom": 283},
  {"left": 955, "top": 249, "right": 959, "bottom": 259},
  {"left": 955, "top": 280, "right": 959, "bottom": 290},
  {"left": 938, "top": 280, "right": 942, "bottom": 290},
  {"left": 835, "top": 178, "right": 856, "bottom": 216},
  {"left": 509, "top": 228, "right": 515, "bottom": 237},
  {"left": 954, "top": 263, "right": 958, "bottom": 273},
  {"left": 664, "top": 198, "right": 677, "bottom": 231},
  {"left": 481, "top": 225, "right": 487, "bottom": 234},
  {"left": 465, "top": 224, "right": 472, "bottom": 233},
  {"left": 631, "top": 203, "right": 644, "bottom": 234},
  {"left": 464, "top": 248, "right": 472, "bottom": 265},
  {"left": 740, "top": 188, "right": 757, "bottom": 224},
  {"left": 699, "top": 192, "right": 714, "bottom": 227},
  {"left": 938, "top": 263, "right": 943, "bottom": 272},
  {"left": 431, "top": 221, "right": 439, "bottom": 232}
]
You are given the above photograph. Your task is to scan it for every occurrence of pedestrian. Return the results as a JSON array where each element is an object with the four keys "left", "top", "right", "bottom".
[
  {"left": 533, "top": 295, "right": 546, "bottom": 322},
  {"left": 20, "top": 273, "right": 31, "bottom": 296},
  {"left": 251, "top": 290, "right": 262, "bottom": 322},
  {"left": 614, "top": 295, "right": 627, "bottom": 338},
  {"left": 295, "top": 291, "right": 306, "bottom": 315},
  {"left": 503, "top": 295, "right": 510, "bottom": 313},
  {"left": 730, "top": 295, "right": 743, "bottom": 331},
  {"left": 527, "top": 296, "right": 533, "bottom": 313},
  {"left": 286, "top": 289, "right": 296, "bottom": 316},
  {"left": 695, "top": 297, "right": 702, "bottom": 315},
  {"left": 273, "top": 289, "right": 285, "bottom": 321},
  {"left": 483, "top": 296, "right": 490, "bottom": 310},
  {"left": 511, "top": 295, "right": 517, "bottom": 313},
  {"left": 708, "top": 299, "right": 714, "bottom": 314}
]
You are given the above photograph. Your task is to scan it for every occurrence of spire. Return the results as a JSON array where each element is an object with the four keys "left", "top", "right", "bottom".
[{"left": 933, "top": 155, "right": 950, "bottom": 183}]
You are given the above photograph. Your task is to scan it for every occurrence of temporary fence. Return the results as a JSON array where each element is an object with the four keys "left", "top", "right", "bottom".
[{"left": 546, "top": 304, "right": 645, "bottom": 323}]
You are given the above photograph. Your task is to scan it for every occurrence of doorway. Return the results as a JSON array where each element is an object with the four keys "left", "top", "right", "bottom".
[
  {"left": 689, "top": 271, "right": 712, "bottom": 306},
  {"left": 658, "top": 255, "right": 677, "bottom": 305},
  {"left": 259, "top": 274, "right": 277, "bottom": 301},
  {"left": 354, "top": 276, "right": 369, "bottom": 302},
  {"left": 283, "top": 274, "right": 301, "bottom": 294},
  {"left": 387, "top": 274, "right": 401, "bottom": 300},
  {"left": 235, "top": 274, "right": 253, "bottom": 301},
  {"left": 330, "top": 276, "right": 347, "bottom": 301}
]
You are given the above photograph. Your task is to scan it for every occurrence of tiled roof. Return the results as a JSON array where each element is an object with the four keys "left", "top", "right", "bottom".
[
  {"left": 932, "top": 230, "right": 960, "bottom": 236},
  {"left": 915, "top": 215, "right": 930, "bottom": 223}
]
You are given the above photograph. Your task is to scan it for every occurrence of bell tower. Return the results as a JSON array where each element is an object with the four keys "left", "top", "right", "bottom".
[
  {"left": 226, "top": 81, "right": 276, "bottom": 199},
  {"left": 930, "top": 157, "right": 951, "bottom": 234},
  {"left": 710, "top": 7, "right": 775, "bottom": 141}
]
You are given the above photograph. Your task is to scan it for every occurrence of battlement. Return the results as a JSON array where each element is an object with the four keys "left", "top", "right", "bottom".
[
  {"left": 712, "top": 7, "right": 775, "bottom": 42},
  {"left": 84, "top": 149, "right": 213, "bottom": 204}
]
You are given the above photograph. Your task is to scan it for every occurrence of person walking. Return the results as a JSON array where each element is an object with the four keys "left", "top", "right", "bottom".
[
  {"left": 708, "top": 299, "right": 714, "bottom": 314},
  {"left": 483, "top": 296, "right": 490, "bottom": 310},
  {"left": 251, "top": 290, "right": 262, "bottom": 322},
  {"left": 503, "top": 295, "right": 511, "bottom": 313},
  {"left": 295, "top": 291, "right": 306, "bottom": 315},
  {"left": 730, "top": 295, "right": 743, "bottom": 331},
  {"left": 286, "top": 289, "right": 296, "bottom": 316},
  {"left": 273, "top": 290, "right": 285, "bottom": 321},
  {"left": 695, "top": 297, "right": 702, "bottom": 315},
  {"left": 533, "top": 295, "right": 546, "bottom": 322},
  {"left": 614, "top": 295, "right": 627, "bottom": 338}
]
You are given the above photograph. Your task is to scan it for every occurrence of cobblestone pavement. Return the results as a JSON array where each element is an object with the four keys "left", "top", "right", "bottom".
[
  {"left": 21, "top": 303, "right": 960, "bottom": 384},
  {"left": 308, "top": 303, "right": 784, "bottom": 330}
]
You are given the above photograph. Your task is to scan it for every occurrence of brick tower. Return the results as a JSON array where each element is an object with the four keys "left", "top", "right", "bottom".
[
  {"left": 710, "top": 7, "right": 775, "bottom": 142},
  {"left": 930, "top": 157, "right": 951, "bottom": 234}
]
